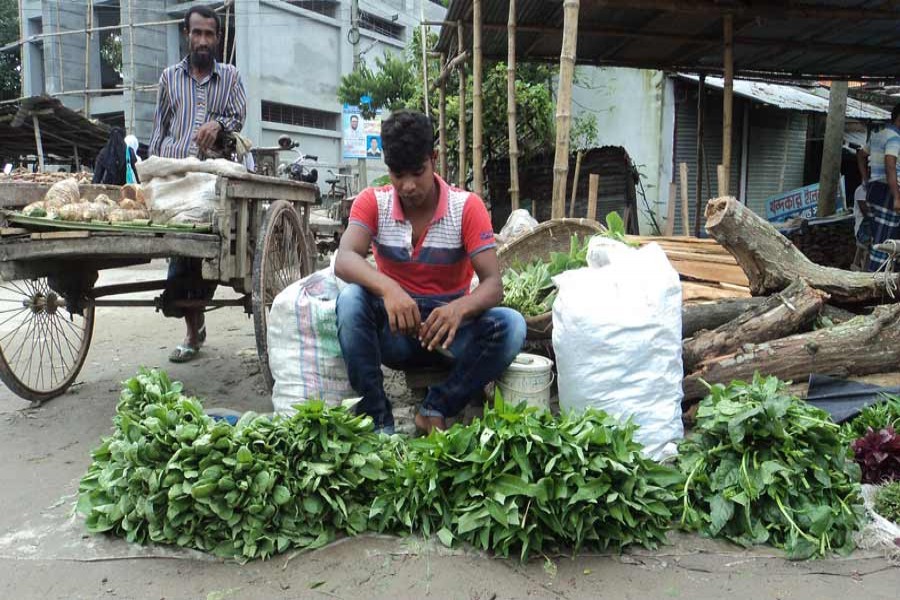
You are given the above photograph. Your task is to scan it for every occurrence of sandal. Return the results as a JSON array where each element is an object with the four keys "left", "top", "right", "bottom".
[{"left": 169, "top": 344, "right": 200, "bottom": 363}]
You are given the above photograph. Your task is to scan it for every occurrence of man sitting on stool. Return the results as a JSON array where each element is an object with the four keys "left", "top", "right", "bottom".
[{"left": 334, "top": 110, "right": 526, "bottom": 434}]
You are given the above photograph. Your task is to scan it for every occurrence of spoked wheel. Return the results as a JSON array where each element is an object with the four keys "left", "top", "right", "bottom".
[
  {"left": 252, "top": 201, "right": 313, "bottom": 389},
  {"left": 0, "top": 277, "right": 95, "bottom": 402}
]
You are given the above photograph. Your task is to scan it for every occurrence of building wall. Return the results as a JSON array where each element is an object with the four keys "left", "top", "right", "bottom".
[
  {"left": 120, "top": 0, "right": 168, "bottom": 140},
  {"left": 570, "top": 67, "right": 674, "bottom": 235}
]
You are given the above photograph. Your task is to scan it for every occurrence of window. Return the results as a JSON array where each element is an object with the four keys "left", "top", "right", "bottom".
[
  {"left": 360, "top": 11, "right": 404, "bottom": 41},
  {"left": 261, "top": 101, "right": 338, "bottom": 131},
  {"left": 287, "top": 1, "right": 339, "bottom": 18}
]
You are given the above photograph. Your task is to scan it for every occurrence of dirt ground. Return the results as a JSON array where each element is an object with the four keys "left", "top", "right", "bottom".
[{"left": 0, "top": 262, "right": 896, "bottom": 600}]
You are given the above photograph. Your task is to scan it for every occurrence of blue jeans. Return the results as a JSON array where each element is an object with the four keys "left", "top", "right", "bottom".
[{"left": 335, "top": 284, "right": 526, "bottom": 429}]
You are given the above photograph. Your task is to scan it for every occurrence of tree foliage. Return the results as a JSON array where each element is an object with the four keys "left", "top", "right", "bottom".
[
  {"left": 338, "top": 29, "right": 561, "bottom": 186},
  {"left": 0, "top": 0, "right": 21, "bottom": 100}
]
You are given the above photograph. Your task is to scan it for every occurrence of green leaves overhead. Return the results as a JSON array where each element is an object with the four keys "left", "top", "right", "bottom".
[{"left": 677, "top": 374, "right": 864, "bottom": 560}]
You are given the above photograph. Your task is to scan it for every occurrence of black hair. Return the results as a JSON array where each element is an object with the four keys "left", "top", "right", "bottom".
[
  {"left": 183, "top": 5, "right": 220, "bottom": 36},
  {"left": 380, "top": 110, "right": 434, "bottom": 173},
  {"left": 892, "top": 103, "right": 900, "bottom": 123}
]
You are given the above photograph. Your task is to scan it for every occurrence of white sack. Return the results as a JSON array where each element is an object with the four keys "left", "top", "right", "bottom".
[{"left": 552, "top": 241, "right": 684, "bottom": 460}]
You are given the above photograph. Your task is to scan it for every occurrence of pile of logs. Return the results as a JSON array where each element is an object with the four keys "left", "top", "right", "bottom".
[{"left": 680, "top": 197, "right": 900, "bottom": 412}]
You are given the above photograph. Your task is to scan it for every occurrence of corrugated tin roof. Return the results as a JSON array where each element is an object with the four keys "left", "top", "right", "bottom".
[
  {"left": 0, "top": 97, "right": 110, "bottom": 160},
  {"left": 435, "top": 0, "right": 900, "bottom": 81},
  {"left": 678, "top": 75, "right": 890, "bottom": 121}
]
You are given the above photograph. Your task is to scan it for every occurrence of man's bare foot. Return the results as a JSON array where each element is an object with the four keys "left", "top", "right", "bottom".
[{"left": 415, "top": 413, "right": 446, "bottom": 434}]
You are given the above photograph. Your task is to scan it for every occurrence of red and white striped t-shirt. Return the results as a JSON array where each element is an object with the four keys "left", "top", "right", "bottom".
[{"left": 348, "top": 175, "right": 496, "bottom": 299}]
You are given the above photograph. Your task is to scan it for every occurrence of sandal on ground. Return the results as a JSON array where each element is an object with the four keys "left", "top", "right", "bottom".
[{"left": 169, "top": 344, "right": 200, "bottom": 363}]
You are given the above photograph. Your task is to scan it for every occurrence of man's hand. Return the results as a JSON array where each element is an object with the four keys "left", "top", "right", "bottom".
[
  {"left": 419, "top": 302, "right": 465, "bottom": 351},
  {"left": 383, "top": 284, "right": 421, "bottom": 336},
  {"left": 195, "top": 121, "right": 222, "bottom": 153}
]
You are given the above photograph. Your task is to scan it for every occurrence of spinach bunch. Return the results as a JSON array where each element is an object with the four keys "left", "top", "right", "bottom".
[
  {"left": 678, "top": 375, "right": 865, "bottom": 559},
  {"left": 874, "top": 480, "right": 900, "bottom": 523},
  {"left": 78, "top": 369, "right": 391, "bottom": 560},
  {"left": 370, "top": 395, "right": 683, "bottom": 560},
  {"left": 841, "top": 394, "right": 900, "bottom": 444}
]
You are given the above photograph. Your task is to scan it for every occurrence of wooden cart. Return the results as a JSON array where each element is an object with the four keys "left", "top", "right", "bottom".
[{"left": 0, "top": 174, "right": 317, "bottom": 402}]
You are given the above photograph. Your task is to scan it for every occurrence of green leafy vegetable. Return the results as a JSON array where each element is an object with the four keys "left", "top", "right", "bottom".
[
  {"left": 369, "top": 391, "right": 683, "bottom": 560},
  {"left": 677, "top": 374, "right": 864, "bottom": 560},
  {"left": 841, "top": 394, "right": 900, "bottom": 443},
  {"left": 78, "top": 369, "right": 393, "bottom": 561},
  {"left": 874, "top": 480, "right": 900, "bottom": 523}
]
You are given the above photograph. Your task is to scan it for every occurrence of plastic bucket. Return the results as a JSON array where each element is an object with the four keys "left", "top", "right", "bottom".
[{"left": 497, "top": 353, "right": 554, "bottom": 410}]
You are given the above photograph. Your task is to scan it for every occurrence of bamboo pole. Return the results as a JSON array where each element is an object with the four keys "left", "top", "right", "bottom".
[
  {"left": 421, "top": 14, "right": 430, "bottom": 119},
  {"left": 457, "top": 21, "right": 467, "bottom": 189},
  {"left": 664, "top": 181, "right": 676, "bottom": 235},
  {"left": 431, "top": 51, "right": 468, "bottom": 90},
  {"left": 128, "top": 0, "right": 136, "bottom": 133},
  {"left": 819, "top": 81, "right": 848, "bottom": 217},
  {"left": 16, "top": 0, "right": 24, "bottom": 93},
  {"left": 507, "top": 0, "right": 520, "bottom": 211},
  {"left": 472, "top": 0, "right": 484, "bottom": 197},
  {"left": 717, "top": 164, "right": 727, "bottom": 197},
  {"left": 568, "top": 150, "right": 583, "bottom": 218},
  {"left": 32, "top": 115, "right": 45, "bottom": 171},
  {"left": 84, "top": 0, "right": 93, "bottom": 116},
  {"left": 54, "top": 0, "right": 64, "bottom": 93},
  {"left": 679, "top": 162, "right": 689, "bottom": 236},
  {"left": 721, "top": 14, "right": 734, "bottom": 196},
  {"left": 438, "top": 53, "right": 448, "bottom": 180},
  {"left": 587, "top": 173, "right": 599, "bottom": 222},
  {"left": 693, "top": 74, "right": 705, "bottom": 236},
  {"left": 223, "top": 2, "right": 231, "bottom": 65},
  {"left": 551, "top": 0, "right": 580, "bottom": 219}
]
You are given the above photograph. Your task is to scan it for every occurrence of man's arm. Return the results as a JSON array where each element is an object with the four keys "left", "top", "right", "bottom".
[
  {"left": 148, "top": 73, "right": 172, "bottom": 157},
  {"left": 335, "top": 224, "right": 421, "bottom": 335},
  {"left": 857, "top": 147, "right": 870, "bottom": 183},
  {"left": 219, "top": 71, "right": 247, "bottom": 133}
]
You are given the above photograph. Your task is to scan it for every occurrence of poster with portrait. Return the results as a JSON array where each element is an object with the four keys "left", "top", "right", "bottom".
[{"left": 342, "top": 105, "right": 383, "bottom": 160}]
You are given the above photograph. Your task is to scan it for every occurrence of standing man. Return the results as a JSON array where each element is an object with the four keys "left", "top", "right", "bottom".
[
  {"left": 861, "top": 104, "right": 900, "bottom": 272},
  {"left": 149, "top": 4, "right": 247, "bottom": 362},
  {"left": 335, "top": 110, "right": 526, "bottom": 434}
]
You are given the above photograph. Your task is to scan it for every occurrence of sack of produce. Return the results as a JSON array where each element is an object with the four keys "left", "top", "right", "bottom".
[
  {"left": 43, "top": 178, "right": 80, "bottom": 208},
  {"left": 93, "top": 194, "right": 117, "bottom": 208},
  {"left": 58, "top": 202, "right": 111, "bottom": 222},
  {"left": 119, "top": 183, "right": 146, "bottom": 207},
  {"left": 109, "top": 208, "right": 150, "bottom": 223},
  {"left": 268, "top": 261, "right": 354, "bottom": 415},
  {"left": 143, "top": 172, "right": 218, "bottom": 225},
  {"left": 553, "top": 241, "right": 683, "bottom": 460}
]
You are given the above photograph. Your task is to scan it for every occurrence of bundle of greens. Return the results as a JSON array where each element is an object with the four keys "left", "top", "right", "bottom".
[
  {"left": 874, "top": 480, "right": 900, "bottom": 523},
  {"left": 677, "top": 375, "right": 864, "bottom": 559},
  {"left": 501, "top": 234, "right": 589, "bottom": 317},
  {"left": 501, "top": 212, "right": 637, "bottom": 317},
  {"left": 841, "top": 394, "right": 900, "bottom": 443},
  {"left": 369, "top": 395, "right": 683, "bottom": 560},
  {"left": 78, "top": 369, "right": 392, "bottom": 560}
]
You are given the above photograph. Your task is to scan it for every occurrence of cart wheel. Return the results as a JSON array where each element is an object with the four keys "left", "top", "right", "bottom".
[
  {"left": 252, "top": 201, "right": 313, "bottom": 390},
  {"left": 0, "top": 277, "right": 95, "bottom": 402}
]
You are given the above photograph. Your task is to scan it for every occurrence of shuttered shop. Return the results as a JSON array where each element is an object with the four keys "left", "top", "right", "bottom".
[{"left": 673, "top": 81, "right": 743, "bottom": 235}]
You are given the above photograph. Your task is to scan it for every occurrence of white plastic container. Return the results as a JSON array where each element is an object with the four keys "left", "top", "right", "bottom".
[{"left": 497, "top": 353, "right": 554, "bottom": 411}]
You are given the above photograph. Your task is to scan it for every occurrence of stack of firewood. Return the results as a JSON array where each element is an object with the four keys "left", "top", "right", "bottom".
[{"left": 679, "top": 197, "right": 900, "bottom": 412}]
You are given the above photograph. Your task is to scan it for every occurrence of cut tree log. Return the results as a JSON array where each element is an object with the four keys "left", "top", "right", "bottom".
[
  {"left": 682, "top": 297, "right": 766, "bottom": 337},
  {"left": 683, "top": 303, "right": 900, "bottom": 403},
  {"left": 682, "top": 280, "right": 828, "bottom": 371},
  {"left": 705, "top": 196, "right": 900, "bottom": 304}
]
